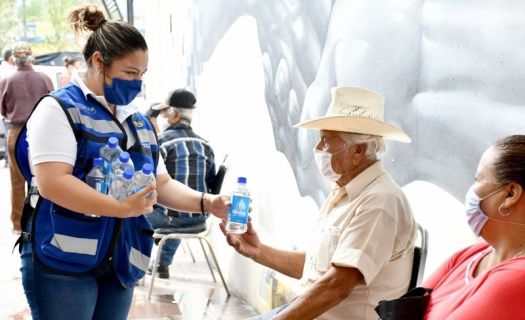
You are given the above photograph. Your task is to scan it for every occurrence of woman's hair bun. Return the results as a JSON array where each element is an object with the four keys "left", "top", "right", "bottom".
[{"left": 68, "top": 4, "right": 106, "bottom": 34}]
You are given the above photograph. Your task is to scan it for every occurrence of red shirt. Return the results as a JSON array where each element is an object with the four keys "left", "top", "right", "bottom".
[{"left": 423, "top": 242, "right": 525, "bottom": 320}]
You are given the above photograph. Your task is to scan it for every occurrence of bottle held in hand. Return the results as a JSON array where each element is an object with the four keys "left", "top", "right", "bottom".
[
  {"left": 99, "top": 136, "right": 122, "bottom": 177},
  {"left": 131, "top": 163, "right": 155, "bottom": 197},
  {"left": 109, "top": 151, "right": 134, "bottom": 187},
  {"left": 226, "top": 177, "right": 250, "bottom": 234},
  {"left": 109, "top": 167, "right": 134, "bottom": 200}
]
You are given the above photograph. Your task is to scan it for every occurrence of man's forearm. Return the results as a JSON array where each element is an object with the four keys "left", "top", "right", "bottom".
[
  {"left": 274, "top": 266, "right": 363, "bottom": 319},
  {"left": 255, "top": 244, "right": 305, "bottom": 279}
]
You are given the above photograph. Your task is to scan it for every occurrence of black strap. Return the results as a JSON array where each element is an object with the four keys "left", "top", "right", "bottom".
[{"left": 12, "top": 232, "right": 32, "bottom": 254}]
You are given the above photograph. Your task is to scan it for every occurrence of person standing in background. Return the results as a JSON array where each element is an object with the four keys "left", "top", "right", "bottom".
[
  {"left": 1, "top": 48, "right": 15, "bottom": 167},
  {"left": 58, "top": 56, "right": 81, "bottom": 88},
  {"left": 0, "top": 42, "right": 53, "bottom": 233},
  {"left": 0, "top": 48, "right": 15, "bottom": 78}
]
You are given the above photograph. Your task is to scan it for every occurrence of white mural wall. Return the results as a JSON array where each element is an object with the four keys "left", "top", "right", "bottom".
[{"left": 143, "top": 0, "right": 524, "bottom": 312}]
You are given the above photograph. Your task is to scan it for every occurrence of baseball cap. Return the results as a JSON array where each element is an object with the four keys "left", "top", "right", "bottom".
[{"left": 152, "top": 89, "right": 196, "bottom": 111}]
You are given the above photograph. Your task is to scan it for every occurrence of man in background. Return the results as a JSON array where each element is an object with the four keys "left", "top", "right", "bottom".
[
  {"left": 0, "top": 48, "right": 15, "bottom": 167},
  {"left": 147, "top": 89, "right": 217, "bottom": 278},
  {"left": 0, "top": 42, "right": 53, "bottom": 232}
]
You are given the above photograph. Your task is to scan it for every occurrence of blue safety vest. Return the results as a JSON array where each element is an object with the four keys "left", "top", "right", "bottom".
[{"left": 15, "top": 84, "right": 159, "bottom": 288}]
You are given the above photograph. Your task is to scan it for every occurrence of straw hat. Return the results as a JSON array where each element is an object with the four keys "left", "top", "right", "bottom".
[{"left": 294, "top": 86, "right": 411, "bottom": 143}]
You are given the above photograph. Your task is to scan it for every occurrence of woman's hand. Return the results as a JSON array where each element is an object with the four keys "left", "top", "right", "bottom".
[
  {"left": 118, "top": 184, "right": 157, "bottom": 217},
  {"left": 206, "top": 193, "right": 231, "bottom": 219}
]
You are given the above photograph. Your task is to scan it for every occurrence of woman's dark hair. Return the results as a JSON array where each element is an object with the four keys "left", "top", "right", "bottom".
[
  {"left": 68, "top": 4, "right": 147, "bottom": 67},
  {"left": 63, "top": 56, "right": 79, "bottom": 67},
  {"left": 493, "top": 135, "right": 525, "bottom": 187}
]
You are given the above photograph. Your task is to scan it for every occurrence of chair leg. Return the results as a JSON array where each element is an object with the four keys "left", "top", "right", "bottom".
[
  {"left": 183, "top": 239, "right": 196, "bottom": 263},
  {"left": 202, "top": 238, "right": 231, "bottom": 297},
  {"left": 148, "top": 236, "right": 168, "bottom": 300},
  {"left": 199, "top": 238, "right": 217, "bottom": 283}
]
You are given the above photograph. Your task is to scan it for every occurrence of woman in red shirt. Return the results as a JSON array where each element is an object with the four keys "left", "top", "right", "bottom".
[{"left": 423, "top": 135, "right": 525, "bottom": 319}]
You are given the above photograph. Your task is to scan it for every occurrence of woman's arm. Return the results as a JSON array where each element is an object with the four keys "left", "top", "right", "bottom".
[
  {"left": 35, "top": 162, "right": 156, "bottom": 218},
  {"left": 156, "top": 172, "right": 229, "bottom": 218}
]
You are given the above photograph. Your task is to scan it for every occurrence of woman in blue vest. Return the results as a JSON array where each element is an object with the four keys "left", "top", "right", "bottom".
[{"left": 15, "top": 5, "right": 229, "bottom": 320}]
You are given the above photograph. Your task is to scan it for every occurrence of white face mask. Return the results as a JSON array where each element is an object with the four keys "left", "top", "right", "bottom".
[
  {"left": 314, "top": 149, "right": 341, "bottom": 182},
  {"left": 157, "top": 115, "right": 170, "bottom": 132}
]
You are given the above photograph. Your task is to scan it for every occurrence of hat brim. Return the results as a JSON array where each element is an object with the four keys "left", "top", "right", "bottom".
[
  {"left": 294, "top": 116, "right": 411, "bottom": 143},
  {"left": 151, "top": 103, "right": 170, "bottom": 111}
]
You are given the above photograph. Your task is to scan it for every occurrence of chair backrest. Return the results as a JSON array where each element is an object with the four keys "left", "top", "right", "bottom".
[
  {"left": 409, "top": 223, "right": 429, "bottom": 290},
  {"left": 209, "top": 154, "right": 229, "bottom": 195}
]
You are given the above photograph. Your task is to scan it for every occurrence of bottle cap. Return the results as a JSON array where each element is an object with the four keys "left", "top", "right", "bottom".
[
  {"left": 237, "top": 177, "right": 247, "bottom": 184},
  {"left": 142, "top": 163, "right": 153, "bottom": 175},
  {"left": 123, "top": 167, "right": 134, "bottom": 179},
  {"left": 119, "top": 151, "right": 130, "bottom": 163},
  {"left": 93, "top": 157, "right": 103, "bottom": 167},
  {"left": 108, "top": 137, "right": 118, "bottom": 148}
]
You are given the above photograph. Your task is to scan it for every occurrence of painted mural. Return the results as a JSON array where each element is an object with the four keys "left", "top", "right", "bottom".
[
  {"left": 144, "top": 0, "right": 525, "bottom": 313},
  {"left": 184, "top": 0, "right": 523, "bottom": 204}
]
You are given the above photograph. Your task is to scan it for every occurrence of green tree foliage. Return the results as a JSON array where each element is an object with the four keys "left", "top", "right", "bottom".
[
  {"left": 47, "top": 0, "right": 80, "bottom": 50},
  {"left": 0, "top": 0, "right": 17, "bottom": 54},
  {"left": 13, "top": 0, "right": 102, "bottom": 54}
]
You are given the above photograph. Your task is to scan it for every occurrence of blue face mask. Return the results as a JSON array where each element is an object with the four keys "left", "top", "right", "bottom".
[
  {"left": 103, "top": 77, "right": 143, "bottom": 105},
  {"left": 464, "top": 184, "right": 504, "bottom": 236}
]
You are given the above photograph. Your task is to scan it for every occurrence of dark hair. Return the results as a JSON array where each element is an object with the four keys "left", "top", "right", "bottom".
[
  {"left": 3, "top": 49, "right": 12, "bottom": 62},
  {"left": 63, "top": 56, "right": 79, "bottom": 67},
  {"left": 493, "top": 135, "right": 525, "bottom": 187},
  {"left": 68, "top": 4, "right": 147, "bottom": 67}
]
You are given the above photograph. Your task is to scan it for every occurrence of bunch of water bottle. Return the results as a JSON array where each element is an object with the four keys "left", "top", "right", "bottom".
[{"left": 86, "top": 136, "right": 155, "bottom": 201}]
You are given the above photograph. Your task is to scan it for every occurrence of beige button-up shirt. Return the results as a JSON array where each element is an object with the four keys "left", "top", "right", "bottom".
[{"left": 302, "top": 161, "right": 416, "bottom": 320}]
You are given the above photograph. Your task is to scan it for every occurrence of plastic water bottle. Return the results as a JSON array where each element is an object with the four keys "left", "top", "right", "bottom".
[
  {"left": 109, "top": 151, "right": 134, "bottom": 187},
  {"left": 86, "top": 157, "right": 107, "bottom": 194},
  {"left": 226, "top": 177, "right": 250, "bottom": 234},
  {"left": 85, "top": 157, "right": 106, "bottom": 217},
  {"left": 131, "top": 163, "right": 155, "bottom": 197},
  {"left": 109, "top": 167, "right": 134, "bottom": 200},
  {"left": 99, "top": 137, "right": 122, "bottom": 177}
]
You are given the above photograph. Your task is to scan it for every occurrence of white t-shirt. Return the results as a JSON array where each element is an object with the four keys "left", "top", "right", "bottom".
[
  {"left": 26, "top": 72, "right": 167, "bottom": 175},
  {"left": 301, "top": 161, "right": 416, "bottom": 320}
]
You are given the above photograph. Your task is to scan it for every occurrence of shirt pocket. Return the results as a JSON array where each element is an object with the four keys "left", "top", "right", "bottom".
[{"left": 314, "top": 226, "right": 342, "bottom": 272}]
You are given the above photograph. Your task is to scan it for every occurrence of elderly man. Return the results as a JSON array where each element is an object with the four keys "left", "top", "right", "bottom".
[
  {"left": 0, "top": 42, "right": 53, "bottom": 232},
  {"left": 222, "top": 86, "right": 416, "bottom": 319}
]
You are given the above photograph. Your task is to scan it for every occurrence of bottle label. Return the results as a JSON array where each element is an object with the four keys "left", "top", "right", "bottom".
[
  {"left": 95, "top": 180, "right": 108, "bottom": 194},
  {"left": 229, "top": 194, "right": 250, "bottom": 224}
]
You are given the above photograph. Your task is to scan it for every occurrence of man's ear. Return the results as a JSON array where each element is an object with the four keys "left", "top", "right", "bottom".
[
  {"left": 168, "top": 109, "right": 182, "bottom": 124},
  {"left": 352, "top": 143, "right": 368, "bottom": 164}
]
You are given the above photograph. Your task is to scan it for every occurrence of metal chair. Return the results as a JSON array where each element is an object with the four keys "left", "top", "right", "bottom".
[
  {"left": 147, "top": 156, "right": 230, "bottom": 299},
  {"left": 409, "top": 223, "right": 429, "bottom": 290}
]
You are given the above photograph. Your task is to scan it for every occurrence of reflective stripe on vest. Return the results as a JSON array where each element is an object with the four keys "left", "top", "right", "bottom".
[
  {"left": 51, "top": 233, "right": 98, "bottom": 256},
  {"left": 129, "top": 247, "right": 150, "bottom": 272}
]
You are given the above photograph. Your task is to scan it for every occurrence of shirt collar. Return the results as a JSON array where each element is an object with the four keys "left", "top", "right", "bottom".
[
  {"left": 16, "top": 64, "right": 33, "bottom": 71},
  {"left": 71, "top": 72, "right": 138, "bottom": 123},
  {"left": 165, "top": 123, "right": 191, "bottom": 131},
  {"left": 343, "top": 161, "right": 386, "bottom": 201}
]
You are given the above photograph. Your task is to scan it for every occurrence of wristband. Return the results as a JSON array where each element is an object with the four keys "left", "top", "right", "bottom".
[{"left": 200, "top": 192, "right": 206, "bottom": 215}]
